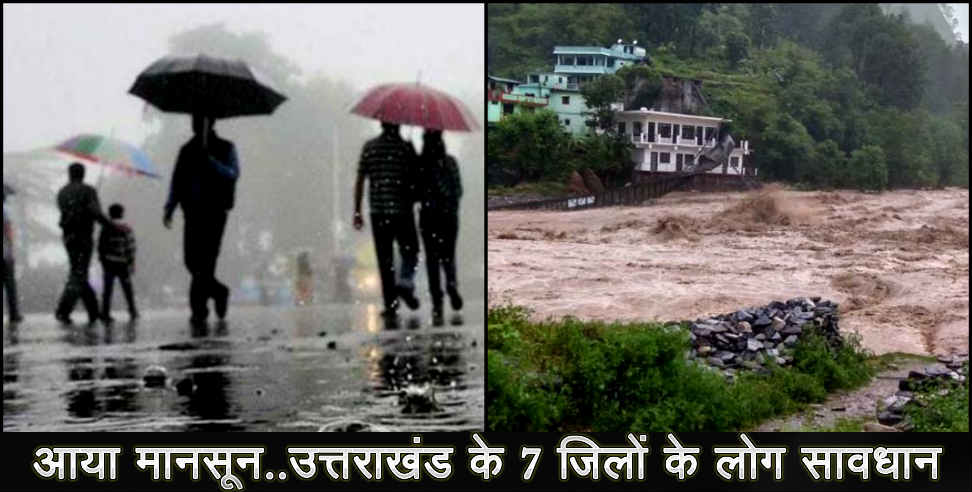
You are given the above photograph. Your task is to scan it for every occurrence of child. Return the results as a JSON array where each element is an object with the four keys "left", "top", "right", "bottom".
[{"left": 99, "top": 203, "right": 138, "bottom": 322}]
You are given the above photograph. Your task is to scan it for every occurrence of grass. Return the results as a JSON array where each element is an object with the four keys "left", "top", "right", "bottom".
[
  {"left": 905, "top": 362, "right": 969, "bottom": 432},
  {"left": 487, "top": 305, "right": 875, "bottom": 432}
]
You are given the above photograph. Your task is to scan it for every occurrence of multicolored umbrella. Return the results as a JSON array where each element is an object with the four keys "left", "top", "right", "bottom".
[
  {"left": 54, "top": 134, "right": 160, "bottom": 179},
  {"left": 350, "top": 83, "right": 479, "bottom": 132}
]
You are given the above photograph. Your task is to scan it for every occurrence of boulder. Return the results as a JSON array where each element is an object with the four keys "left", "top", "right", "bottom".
[
  {"left": 567, "top": 171, "right": 590, "bottom": 195},
  {"left": 580, "top": 168, "right": 606, "bottom": 194}
]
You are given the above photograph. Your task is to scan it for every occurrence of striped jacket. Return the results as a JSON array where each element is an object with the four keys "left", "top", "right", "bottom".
[{"left": 98, "top": 220, "right": 136, "bottom": 267}]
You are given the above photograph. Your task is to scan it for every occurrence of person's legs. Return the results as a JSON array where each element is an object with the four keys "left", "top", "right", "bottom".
[
  {"left": 207, "top": 212, "right": 230, "bottom": 320},
  {"left": 2, "top": 259, "right": 22, "bottom": 321},
  {"left": 116, "top": 268, "right": 137, "bottom": 318},
  {"left": 184, "top": 215, "right": 209, "bottom": 321},
  {"left": 440, "top": 213, "right": 462, "bottom": 311},
  {"left": 419, "top": 211, "right": 444, "bottom": 313},
  {"left": 370, "top": 215, "right": 398, "bottom": 313},
  {"left": 393, "top": 211, "right": 420, "bottom": 311},
  {"left": 56, "top": 238, "right": 89, "bottom": 320},
  {"left": 101, "top": 264, "right": 116, "bottom": 319},
  {"left": 75, "top": 240, "right": 100, "bottom": 322}
]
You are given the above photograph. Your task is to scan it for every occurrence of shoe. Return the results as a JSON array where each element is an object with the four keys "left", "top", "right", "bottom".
[
  {"left": 214, "top": 289, "right": 229, "bottom": 320},
  {"left": 55, "top": 313, "right": 73, "bottom": 325},
  {"left": 397, "top": 285, "right": 420, "bottom": 311},
  {"left": 9, "top": 313, "right": 24, "bottom": 323},
  {"left": 189, "top": 316, "right": 208, "bottom": 328},
  {"left": 102, "top": 314, "right": 116, "bottom": 324},
  {"left": 432, "top": 307, "right": 445, "bottom": 327},
  {"left": 130, "top": 311, "right": 140, "bottom": 321},
  {"left": 447, "top": 286, "right": 463, "bottom": 311}
]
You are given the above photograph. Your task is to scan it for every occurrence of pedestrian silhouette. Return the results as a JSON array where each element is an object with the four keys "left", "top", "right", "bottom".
[
  {"left": 418, "top": 130, "right": 463, "bottom": 326},
  {"left": 55, "top": 163, "right": 112, "bottom": 325},
  {"left": 3, "top": 186, "right": 24, "bottom": 323},
  {"left": 353, "top": 121, "right": 421, "bottom": 324},
  {"left": 164, "top": 114, "right": 239, "bottom": 325},
  {"left": 99, "top": 203, "right": 139, "bottom": 322}
]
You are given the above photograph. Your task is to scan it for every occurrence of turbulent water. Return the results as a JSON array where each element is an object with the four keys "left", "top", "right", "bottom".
[
  {"left": 2, "top": 303, "right": 484, "bottom": 432},
  {"left": 489, "top": 188, "right": 969, "bottom": 357}
]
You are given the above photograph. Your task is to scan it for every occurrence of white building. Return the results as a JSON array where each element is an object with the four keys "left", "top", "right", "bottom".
[{"left": 614, "top": 108, "right": 755, "bottom": 176}]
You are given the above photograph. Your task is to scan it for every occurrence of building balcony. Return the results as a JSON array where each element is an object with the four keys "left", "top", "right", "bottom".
[
  {"left": 501, "top": 93, "right": 548, "bottom": 107},
  {"left": 629, "top": 134, "right": 718, "bottom": 147},
  {"left": 554, "top": 64, "right": 610, "bottom": 75}
]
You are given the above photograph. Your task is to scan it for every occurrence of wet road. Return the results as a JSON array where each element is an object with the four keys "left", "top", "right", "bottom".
[{"left": 3, "top": 303, "right": 484, "bottom": 432}]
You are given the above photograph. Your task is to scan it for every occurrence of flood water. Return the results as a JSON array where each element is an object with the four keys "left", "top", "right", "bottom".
[{"left": 2, "top": 303, "right": 484, "bottom": 432}]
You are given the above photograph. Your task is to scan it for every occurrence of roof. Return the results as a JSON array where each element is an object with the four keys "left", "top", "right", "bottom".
[
  {"left": 488, "top": 75, "right": 522, "bottom": 85},
  {"left": 616, "top": 109, "right": 729, "bottom": 123},
  {"left": 554, "top": 45, "right": 645, "bottom": 61}
]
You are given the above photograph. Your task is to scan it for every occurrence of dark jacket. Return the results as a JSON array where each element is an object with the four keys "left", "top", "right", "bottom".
[
  {"left": 165, "top": 132, "right": 240, "bottom": 217},
  {"left": 57, "top": 181, "right": 110, "bottom": 241},
  {"left": 420, "top": 154, "right": 463, "bottom": 215},
  {"left": 357, "top": 131, "right": 418, "bottom": 216},
  {"left": 99, "top": 220, "right": 136, "bottom": 267}
]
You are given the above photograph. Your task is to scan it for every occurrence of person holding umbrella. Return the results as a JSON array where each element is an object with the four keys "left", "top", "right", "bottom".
[
  {"left": 349, "top": 82, "right": 478, "bottom": 326},
  {"left": 164, "top": 114, "right": 239, "bottom": 325},
  {"left": 353, "top": 121, "right": 422, "bottom": 323},
  {"left": 3, "top": 185, "right": 24, "bottom": 324},
  {"left": 417, "top": 130, "right": 463, "bottom": 326},
  {"left": 55, "top": 163, "right": 113, "bottom": 325},
  {"left": 130, "top": 53, "right": 286, "bottom": 325}
]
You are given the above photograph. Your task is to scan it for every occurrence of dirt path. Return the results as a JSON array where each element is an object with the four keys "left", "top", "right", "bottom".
[
  {"left": 751, "top": 359, "right": 930, "bottom": 432},
  {"left": 488, "top": 187, "right": 969, "bottom": 357}
]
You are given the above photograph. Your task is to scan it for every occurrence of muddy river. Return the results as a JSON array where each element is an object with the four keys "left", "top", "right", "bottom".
[{"left": 488, "top": 187, "right": 968, "bottom": 357}]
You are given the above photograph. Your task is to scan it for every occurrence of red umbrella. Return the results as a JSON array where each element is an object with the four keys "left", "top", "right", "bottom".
[{"left": 350, "top": 83, "right": 479, "bottom": 132}]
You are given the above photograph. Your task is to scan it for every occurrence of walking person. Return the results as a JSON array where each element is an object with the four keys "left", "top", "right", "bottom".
[
  {"left": 417, "top": 130, "right": 463, "bottom": 326},
  {"left": 3, "top": 186, "right": 24, "bottom": 323},
  {"left": 99, "top": 203, "right": 139, "bottom": 323},
  {"left": 164, "top": 114, "right": 239, "bottom": 326},
  {"left": 55, "top": 163, "right": 113, "bottom": 325},
  {"left": 353, "top": 121, "right": 421, "bottom": 324}
]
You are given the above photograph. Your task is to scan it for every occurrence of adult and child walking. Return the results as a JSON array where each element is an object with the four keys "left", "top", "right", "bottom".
[{"left": 6, "top": 115, "right": 464, "bottom": 329}]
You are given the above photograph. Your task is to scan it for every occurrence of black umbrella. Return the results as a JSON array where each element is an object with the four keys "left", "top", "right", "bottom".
[{"left": 129, "top": 54, "right": 287, "bottom": 118}]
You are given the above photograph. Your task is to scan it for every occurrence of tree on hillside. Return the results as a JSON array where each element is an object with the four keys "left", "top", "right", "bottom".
[
  {"left": 580, "top": 74, "right": 625, "bottom": 130},
  {"left": 487, "top": 109, "right": 574, "bottom": 185}
]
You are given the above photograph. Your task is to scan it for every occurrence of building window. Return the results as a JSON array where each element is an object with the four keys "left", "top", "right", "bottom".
[
  {"left": 683, "top": 153, "right": 694, "bottom": 168},
  {"left": 578, "top": 56, "right": 587, "bottom": 66},
  {"left": 704, "top": 127, "right": 715, "bottom": 142},
  {"left": 503, "top": 103, "right": 514, "bottom": 115},
  {"left": 564, "top": 119, "right": 570, "bottom": 126},
  {"left": 559, "top": 77, "right": 563, "bottom": 84},
  {"left": 633, "top": 121, "right": 642, "bottom": 136},
  {"left": 618, "top": 122, "right": 626, "bottom": 135},
  {"left": 660, "top": 152, "right": 671, "bottom": 164},
  {"left": 561, "top": 96, "right": 570, "bottom": 105},
  {"left": 659, "top": 123, "right": 672, "bottom": 138},
  {"left": 682, "top": 125, "right": 695, "bottom": 140},
  {"left": 730, "top": 157, "right": 740, "bottom": 169}
]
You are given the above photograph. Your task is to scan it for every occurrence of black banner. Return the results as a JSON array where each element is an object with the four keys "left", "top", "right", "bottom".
[{"left": 2, "top": 432, "right": 970, "bottom": 491}]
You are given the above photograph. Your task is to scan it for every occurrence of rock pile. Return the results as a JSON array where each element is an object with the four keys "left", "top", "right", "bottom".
[
  {"left": 685, "top": 297, "right": 841, "bottom": 377},
  {"left": 877, "top": 356, "right": 968, "bottom": 428}
]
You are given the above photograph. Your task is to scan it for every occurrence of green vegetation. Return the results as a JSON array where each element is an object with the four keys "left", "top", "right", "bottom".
[
  {"left": 487, "top": 305, "right": 874, "bottom": 432},
  {"left": 905, "top": 362, "right": 969, "bottom": 432},
  {"left": 488, "top": 4, "right": 969, "bottom": 192}
]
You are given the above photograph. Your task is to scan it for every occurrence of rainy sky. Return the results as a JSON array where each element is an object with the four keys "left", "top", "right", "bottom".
[{"left": 2, "top": 3, "right": 485, "bottom": 153}]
